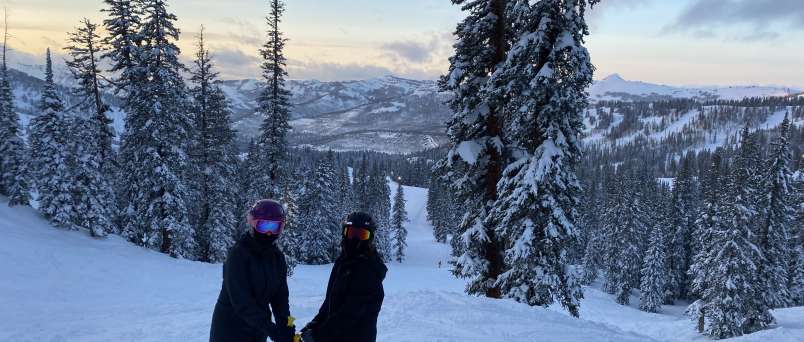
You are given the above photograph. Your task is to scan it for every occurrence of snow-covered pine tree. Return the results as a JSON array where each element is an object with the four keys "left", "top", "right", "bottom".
[
  {"left": 392, "top": 181, "right": 408, "bottom": 262},
  {"left": 485, "top": 0, "right": 598, "bottom": 315},
  {"left": 253, "top": 0, "right": 292, "bottom": 200},
  {"left": 296, "top": 156, "right": 338, "bottom": 264},
  {"left": 601, "top": 169, "right": 644, "bottom": 306},
  {"left": 792, "top": 161, "right": 804, "bottom": 305},
  {"left": 352, "top": 157, "right": 370, "bottom": 213},
  {"left": 581, "top": 166, "right": 612, "bottom": 285},
  {"left": 335, "top": 163, "right": 353, "bottom": 215},
  {"left": 666, "top": 154, "right": 696, "bottom": 301},
  {"left": 65, "top": 18, "right": 114, "bottom": 166},
  {"left": 119, "top": 0, "right": 196, "bottom": 258},
  {"left": 28, "top": 49, "right": 78, "bottom": 228},
  {"left": 0, "top": 23, "right": 29, "bottom": 206},
  {"left": 368, "top": 164, "right": 392, "bottom": 260},
  {"left": 702, "top": 215, "right": 765, "bottom": 339},
  {"left": 756, "top": 114, "right": 794, "bottom": 308},
  {"left": 274, "top": 174, "right": 299, "bottom": 274},
  {"left": 577, "top": 177, "right": 601, "bottom": 263},
  {"left": 65, "top": 19, "right": 117, "bottom": 237},
  {"left": 723, "top": 128, "right": 775, "bottom": 329},
  {"left": 689, "top": 151, "right": 726, "bottom": 299},
  {"left": 640, "top": 224, "right": 667, "bottom": 313},
  {"left": 101, "top": 0, "right": 142, "bottom": 97},
  {"left": 188, "top": 28, "right": 239, "bottom": 262},
  {"left": 332, "top": 155, "right": 352, "bottom": 256},
  {"left": 438, "top": 0, "right": 508, "bottom": 299}
]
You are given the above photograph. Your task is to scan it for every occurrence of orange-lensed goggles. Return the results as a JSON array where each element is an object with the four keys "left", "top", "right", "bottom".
[{"left": 343, "top": 226, "right": 372, "bottom": 241}]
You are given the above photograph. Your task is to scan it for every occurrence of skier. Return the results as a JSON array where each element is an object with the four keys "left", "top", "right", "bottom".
[
  {"left": 210, "top": 199, "right": 296, "bottom": 342},
  {"left": 300, "top": 212, "right": 387, "bottom": 342}
]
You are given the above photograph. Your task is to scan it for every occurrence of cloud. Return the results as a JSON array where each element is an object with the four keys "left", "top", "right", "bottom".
[
  {"left": 211, "top": 48, "right": 261, "bottom": 80},
  {"left": 382, "top": 40, "right": 435, "bottom": 63},
  {"left": 286, "top": 59, "right": 394, "bottom": 81},
  {"left": 666, "top": 0, "right": 804, "bottom": 39},
  {"left": 587, "top": 0, "right": 656, "bottom": 28}
]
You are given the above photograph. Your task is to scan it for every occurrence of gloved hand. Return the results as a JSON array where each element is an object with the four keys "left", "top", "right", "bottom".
[
  {"left": 301, "top": 321, "right": 318, "bottom": 333},
  {"left": 300, "top": 329, "right": 316, "bottom": 342}
]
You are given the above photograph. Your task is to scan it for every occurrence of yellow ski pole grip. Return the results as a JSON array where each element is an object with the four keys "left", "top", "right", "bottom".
[{"left": 287, "top": 316, "right": 301, "bottom": 342}]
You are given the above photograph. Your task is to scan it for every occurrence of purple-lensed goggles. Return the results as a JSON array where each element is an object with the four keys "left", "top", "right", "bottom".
[{"left": 253, "top": 219, "right": 284, "bottom": 235}]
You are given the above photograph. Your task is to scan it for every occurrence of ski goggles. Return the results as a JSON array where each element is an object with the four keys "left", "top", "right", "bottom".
[
  {"left": 254, "top": 219, "right": 284, "bottom": 235},
  {"left": 343, "top": 226, "right": 372, "bottom": 241}
]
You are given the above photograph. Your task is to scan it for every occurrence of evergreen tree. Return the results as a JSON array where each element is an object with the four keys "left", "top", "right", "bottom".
[
  {"left": 368, "top": 165, "right": 392, "bottom": 260},
  {"left": 189, "top": 28, "right": 239, "bottom": 262},
  {"left": 689, "top": 152, "right": 726, "bottom": 299},
  {"left": 352, "top": 157, "right": 370, "bottom": 213},
  {"left": 666, "top": 154, "right": 696, "bottom": 301},
  {"left": 601, "top": 171, "right": 644, "bottom": 306},
  {"left": 392, "top": 181, "right": 408, "bottom": 262},
  {"left": 485, "top": 0, "right": 597, "bottom": 315},
  {"left": 101, "top": 0, "right": 142, "bottom": 97},
  {"left": 333, "top": 160, "right": 353, "bottom": 256},
  {"left": 253, "top": 0, "right": 292, "bottom": 200},
  {"left": 438, "top": 0, "right": 508, "bottom": 300},
  {"left": 0, "top": 25, "right": 29, "bottom": 206},
  {"left": 65, "top": 18, "right": 114, "bottom": 167},
  {"left": 28, "top": 49, "right": 77, "bottom": 228},
  {"left": 792, "top": 162, "right": 804, "bottom": 305},
  {"left": 702, "top": 219, "right": 765, "bottom": 339},
  {"left": 119, "top": 0, "right": 196, "bottom": 258},
  {"left": 296, "top": 157, "right": 338, "bottom": 264},
  {"left": 640, "top": 224, "right": 667, "bottom": 313},
  {"left": 756, "top": 115, "right": 794, "bottom": 308},
  {"left": 723, "top": 128, "right": 775, "bottom": 328},
  {"left": 65, "top": 20, "right": 117, "bottom": 237}
]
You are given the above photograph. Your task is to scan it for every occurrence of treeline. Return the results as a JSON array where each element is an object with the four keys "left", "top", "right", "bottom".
[
  {"left": 0, "top": 0, "right": 409, "bottom": 267},
  {"left": 580, "top": 118, "right": 804, "bottom": 339}
]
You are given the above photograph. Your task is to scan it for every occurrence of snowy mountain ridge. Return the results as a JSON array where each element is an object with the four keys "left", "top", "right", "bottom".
[
  {"left": 6, "top": 62, "right": 801, "bottom": 154},
  {"left": 590, "top": 73, "right": 801, "bottom": 102}
]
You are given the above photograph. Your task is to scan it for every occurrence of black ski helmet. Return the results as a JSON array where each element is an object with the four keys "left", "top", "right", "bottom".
[{"left": 343, "top": 212, "right": 376, "bottom": 239}]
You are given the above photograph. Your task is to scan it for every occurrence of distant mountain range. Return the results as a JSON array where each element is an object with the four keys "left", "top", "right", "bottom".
[{"left": 8, "top": 62, "right": 801, "bottom": 154}]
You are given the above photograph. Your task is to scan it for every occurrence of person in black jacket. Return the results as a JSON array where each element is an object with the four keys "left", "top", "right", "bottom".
[
  {"left": 210, "top": 199, "right": 296, "bottom": 342},
  {"left": 301, "top": 212, "right": 388, "bottom": 342}
]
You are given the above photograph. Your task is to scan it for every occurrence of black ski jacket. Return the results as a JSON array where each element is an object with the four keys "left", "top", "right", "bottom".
[
  {"left": 308, "top": 251, "right": 387, "bottom": 342},
  {"left": 210, "top": 234, "right": 290, "bottom": 342}
]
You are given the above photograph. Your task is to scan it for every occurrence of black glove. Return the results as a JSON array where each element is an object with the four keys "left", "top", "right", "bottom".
[
  {"left": 301, "top": 329, "right": 315, "bottom": 342},
  {"left": 301, "top": 320, "right": 318, "bottom": 333},
  {"left": 273, "top": 324, "right": 296, "bottom": 342}
]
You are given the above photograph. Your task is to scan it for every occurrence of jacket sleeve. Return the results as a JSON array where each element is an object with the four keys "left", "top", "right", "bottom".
[
  {"left": 309, "top": 268, "right": 336, "bottom": 327},
  {"left": 270, "top": 253, "right": 291, "bottom": 327},
  {"left": 314, "top": 263, "right": 384, "bottom": 337},
  {"left": 224, "top": 246, "right": 279, "bottom": 338}
]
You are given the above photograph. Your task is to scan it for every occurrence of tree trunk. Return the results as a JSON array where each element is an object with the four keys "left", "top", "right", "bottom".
[{"left": 482, "top": 0, "right": 507, "bottom": 299}]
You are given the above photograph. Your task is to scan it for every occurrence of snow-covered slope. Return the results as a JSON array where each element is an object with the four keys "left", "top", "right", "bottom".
[
  {"left": 589, "top": 74, "right": 800, "bottom": 102},
  {"left": 3, "top": 187, "right": 804, "bottom": 341}
]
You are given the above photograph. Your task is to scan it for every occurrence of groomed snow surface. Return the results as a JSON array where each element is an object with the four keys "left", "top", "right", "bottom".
[{"left": 2, "top": 185, "right": 803, "bottom": 342}]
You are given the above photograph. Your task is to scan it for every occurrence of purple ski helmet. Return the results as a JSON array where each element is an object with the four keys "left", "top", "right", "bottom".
[{"left": 248, "top": 199, "right": 286, "bottom": 221}]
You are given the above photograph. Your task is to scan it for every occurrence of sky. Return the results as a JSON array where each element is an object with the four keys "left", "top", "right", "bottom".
[{"left": 3, "top": 0, "right": 804, "bottom": 88}]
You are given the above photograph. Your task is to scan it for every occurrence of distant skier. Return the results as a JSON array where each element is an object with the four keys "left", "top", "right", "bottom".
[
  {"left": 210, "top": 199, "right": 296, "bottom": 342},
  {"left": 301, "top": 212, "right": 387, "bottom": 342}
]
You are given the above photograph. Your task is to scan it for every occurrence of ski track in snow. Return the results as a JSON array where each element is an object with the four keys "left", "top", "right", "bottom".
[{"left": 2, "top": 187, "right": 803, "bottom": 341}]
